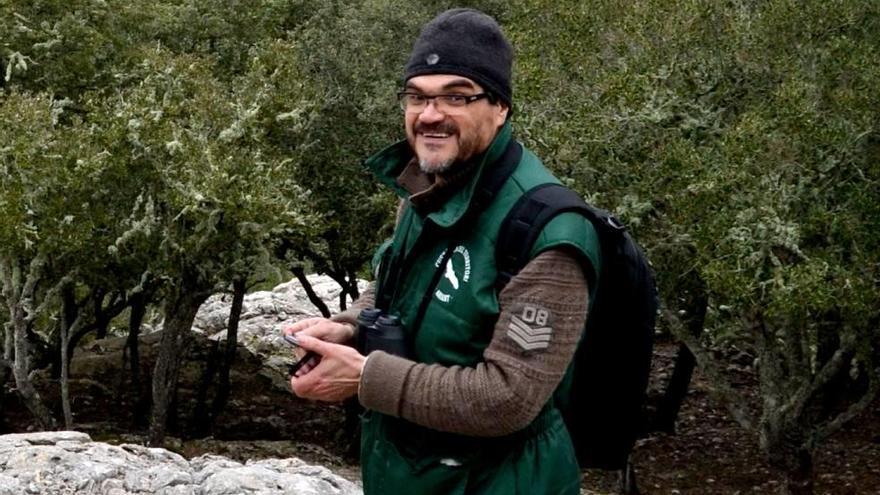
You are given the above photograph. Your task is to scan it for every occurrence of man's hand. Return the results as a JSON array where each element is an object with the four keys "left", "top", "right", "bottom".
[
  {"left": 289, "top": 334, "right": 366, "bottom": 403},
  {"left": 284, "top": 317, "right": 355, "bottom": 344},
  {"left": 283, "top": 317, "right": 356, "bottom": 374}
]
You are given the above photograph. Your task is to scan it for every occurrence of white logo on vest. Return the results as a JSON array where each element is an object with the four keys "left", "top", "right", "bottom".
[{"left": 433, "top": 245, "right": 471, "bottom": 303}]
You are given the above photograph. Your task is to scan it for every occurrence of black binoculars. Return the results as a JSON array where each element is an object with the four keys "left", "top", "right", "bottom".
[{"left": 356, "top": 308, "right": 411, "bottom": 358}]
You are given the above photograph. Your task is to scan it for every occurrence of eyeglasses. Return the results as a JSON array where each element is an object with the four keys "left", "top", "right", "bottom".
[{"left": 397, "top": 91, "right": 492, "bottom": 113}]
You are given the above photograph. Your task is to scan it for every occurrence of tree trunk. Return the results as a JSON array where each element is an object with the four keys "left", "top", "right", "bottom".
[
  {"left": 2, "top": 308, "right": 13, "bottom": 397},
  {"left": 11, "top": 309, "right": 56, "bottom": 430},
  {"left": 763, "top": 417, "right": 815, "bottom": 495},
  {"left": 210, "top": 277, "right": 246, "bottom": 427},
  {"left": 1, "top": 259, "right": 57, "bottom": 430},
  {"left": 771, "top": 448, "right": 814, "bottom": 495},
  {"left": 617, "top": 457, "right": 641, "bottom": 495},
  {"left": 653, "top": 272, "right": 708, "bottom": 433},
  {"left": 0, "top": 337, "right": 11, "bottom": 429},
  {"left": 193, "top": 277, "right": 246, "bottom": 437},
  {"left": 191, "top": 340, "right": 220, "bottom": 438},
  {"left": 94, "top": 291, "right": 124, "bottom": 340},
  {"left": 347, "top": 269, "right": 360, "bottom": 301},
  {"left": 3, "top": 312, "right": 13, "bottom": 365},
  {"left": 782, "top": 450, "right": 815, "bottom": 495},
  {"left": 92, "top": 288, "right": 108, "bottom": 340},
  {"left": 68, "top": 290, "right": 128, "bottom": 355},
  {"left": 60, "top": 285, "right": 78, "bottom": 429},
  {"left": 326, "top": 269, "right": 357, "bottom": 313},
  {"left": 813, "top": 311, "right": 848, "bottom": 417},
  {"left": 125, "top": 291, "right": 148, "bottom": 427},
  {"left": 148, "top": 285, "right": 207, "bottom": 446},
  {"left": 292, "top": 267, "right": 331, "bottom": 318},
  {"left": 653, "top": 344, "right": 696, "bottom": 433}
]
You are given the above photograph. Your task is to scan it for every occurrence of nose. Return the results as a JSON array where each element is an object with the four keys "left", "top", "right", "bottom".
[{"left": 417, "top": 99, "right": 446, "bottom": 124}]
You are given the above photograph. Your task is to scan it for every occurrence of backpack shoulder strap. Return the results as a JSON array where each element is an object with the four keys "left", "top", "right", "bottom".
[{"left": 495, "top": 183, "right": 623, "bottom": 291}]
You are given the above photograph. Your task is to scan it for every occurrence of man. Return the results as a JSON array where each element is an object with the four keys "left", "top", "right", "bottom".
[{"left": 286, "top": 8, "right": 600, "bottom": 495}]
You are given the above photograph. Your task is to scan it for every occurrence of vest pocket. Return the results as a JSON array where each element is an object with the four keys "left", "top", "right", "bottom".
[{"left": 361, "top": 411, "right": 472, "bottom": 494}]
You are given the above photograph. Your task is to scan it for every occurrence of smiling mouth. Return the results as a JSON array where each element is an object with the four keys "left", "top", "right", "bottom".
[
  {"left": 421, "top": 132, "right": 451, "bottom": 139},
  {"left": 415, "top": 122, "right": 457, "bottom": 142}
]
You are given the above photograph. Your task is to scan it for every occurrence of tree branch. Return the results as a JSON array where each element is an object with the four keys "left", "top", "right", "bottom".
[
  {"left": 754, "top": 312, "right": 786, "bottom": 414},
  {"left": 0, "top": 257, "right": 18, "bottom": 306},
  {"left": 1, "top": 259, "right": 13, "bottom": 363},
  {"left": 0, "top": 258, "right": 10, "bottom": 304},
  {"left": 788, "top": 337, "right": 855, "bottom": 419},
  {"left": 291, "top": 267, "right": 331, "bottom": 318},
  {"left": 28, "top": 273, "right": 72, "bottom": 325},
  {"left": 785, "top": 318, "right": 811, "bottom": 391},
  {"left": 21, "top": 255, "right": 45, "bottom": 306},
  {"left": 812, "top": 361, "right": 879, "bottom": 445},
  {"left": 663, "top": 309, "right": 756, "bottom": 430}
]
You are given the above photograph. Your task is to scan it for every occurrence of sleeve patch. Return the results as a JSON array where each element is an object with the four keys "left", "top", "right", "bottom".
[{"left": 506, "top": 304, "right": 554, "bottom": 352}]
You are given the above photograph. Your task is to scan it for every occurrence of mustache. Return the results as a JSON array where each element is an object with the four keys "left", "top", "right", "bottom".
[{"left": 414, "top": 121, "right": 458, "bottom": 135}]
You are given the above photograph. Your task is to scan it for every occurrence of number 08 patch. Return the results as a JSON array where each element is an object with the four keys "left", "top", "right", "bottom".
[{"left": 506, "top": 304, "right": 554, "bottom": 352}]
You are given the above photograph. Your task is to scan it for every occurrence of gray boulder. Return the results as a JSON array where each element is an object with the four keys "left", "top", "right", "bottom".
[
  {"left": 0, "top": 431, "right": 361, "bottom": 495},
  {"left": 192, "top": 276, "right": 368, "bottom": 383}
]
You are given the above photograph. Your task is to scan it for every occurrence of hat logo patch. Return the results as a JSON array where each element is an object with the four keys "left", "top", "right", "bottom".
[{"left": 426, "top": 53, "right": 440, "bottom": 65}]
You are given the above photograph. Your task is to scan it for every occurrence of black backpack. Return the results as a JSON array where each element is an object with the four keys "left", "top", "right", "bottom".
[{"left": 495, "top": 183, "right": 657, "bottom": 470}]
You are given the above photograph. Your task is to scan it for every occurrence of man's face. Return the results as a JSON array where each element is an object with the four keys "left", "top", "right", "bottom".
[{"left": 404, "top": 74, "right": 509, "bottom": 174}]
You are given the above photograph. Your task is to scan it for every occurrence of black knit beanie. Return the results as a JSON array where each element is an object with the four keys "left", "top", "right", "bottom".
[{"left": 404, "top": 8, "right": 513, "bottom": 109}]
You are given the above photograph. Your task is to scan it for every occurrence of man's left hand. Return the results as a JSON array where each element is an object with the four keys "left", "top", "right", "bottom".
[{"left": 289, "top": 334, "right": 366, "bottom": 402}]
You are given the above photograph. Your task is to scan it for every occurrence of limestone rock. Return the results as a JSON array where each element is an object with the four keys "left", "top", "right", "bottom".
[
  {"left": 192, "top": 275, "right": 368, "bottom": 381},
  {"left": 0, "top": 432, "right": 362, "bottom": 495}
]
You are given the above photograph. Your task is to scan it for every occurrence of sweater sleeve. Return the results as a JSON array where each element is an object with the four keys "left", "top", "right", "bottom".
[
  {"left": 330, "top": 283, "right": 376, "bottom": 335},
  {"left": 357, "top": 248, "right": 589, "bottom": 437}
]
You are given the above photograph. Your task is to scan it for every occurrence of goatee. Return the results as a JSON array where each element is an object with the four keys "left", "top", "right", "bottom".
[
  {"left": 412, "top": 121, "right": 461, "bottom": 174},
  {"left": 419, "top": 157, "right": 455, "bottom": 174}
]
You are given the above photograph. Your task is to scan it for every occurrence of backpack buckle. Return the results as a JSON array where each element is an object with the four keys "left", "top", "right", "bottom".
[{"left": 605, "top": 215, "right": 625, "bottom": 232}]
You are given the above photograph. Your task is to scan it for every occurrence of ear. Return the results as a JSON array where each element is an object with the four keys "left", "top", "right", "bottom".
[{"left": 494, "top": 102, "right": 509, "bottom": 126}]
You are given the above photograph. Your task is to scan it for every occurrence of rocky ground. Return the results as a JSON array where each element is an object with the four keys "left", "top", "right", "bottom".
[
  {"left": 2, "top": 276, "right": 877, "bottom": 494},
  {"left": 0, "top": 431, "right": 361, "bottom": 495}
]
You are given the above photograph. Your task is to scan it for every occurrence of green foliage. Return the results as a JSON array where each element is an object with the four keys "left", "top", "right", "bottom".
[
  {"left": 1, "top": 0, "right": 877, "bottom": 474},
  {"left": 106, "top": 47, "right": 304, "bottom": 291},
  {"left": 0, "top": 91, "right": 105, "bottom": 272},
  {"left": 251, "top": 1, "right": 416, "bottom": 276},
  {"left": 507, "top": 0, "right": 879, "bottom": 342}
]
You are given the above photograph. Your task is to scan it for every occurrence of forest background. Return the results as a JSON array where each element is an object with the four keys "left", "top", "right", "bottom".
[{"left": 1, "top": 1, "right": 878, "bottom": 494}]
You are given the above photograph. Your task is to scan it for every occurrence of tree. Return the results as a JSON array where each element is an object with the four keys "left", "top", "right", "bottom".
[
  {"left": 0, "top": 91, "right": 105, "bottom": 430},
  {"left": 92, "top": 44, "right": 302, "bottom": 444},
  {"left": 508, "top": 1, "right": 880, "bottom": 492},
  {"left": 0, "top": 0, "right": 160, "bottom": 431}
]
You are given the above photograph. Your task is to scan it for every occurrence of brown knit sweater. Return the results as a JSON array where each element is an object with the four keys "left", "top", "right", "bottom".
[{"left": 333, "top": 158, "right": 590, "bottom": 438}]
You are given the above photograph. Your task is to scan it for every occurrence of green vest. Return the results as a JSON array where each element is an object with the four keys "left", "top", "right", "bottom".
[{"left": 362, "top": 123, "right": 601, "bottom": 495}]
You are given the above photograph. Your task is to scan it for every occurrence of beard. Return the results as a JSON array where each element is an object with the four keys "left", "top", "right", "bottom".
[
  {"left": 419, "top": 156, "right": 454, "bottom": 174},
  {"left": 412, "top": 120, "right": 480, "bottom": 175}
]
